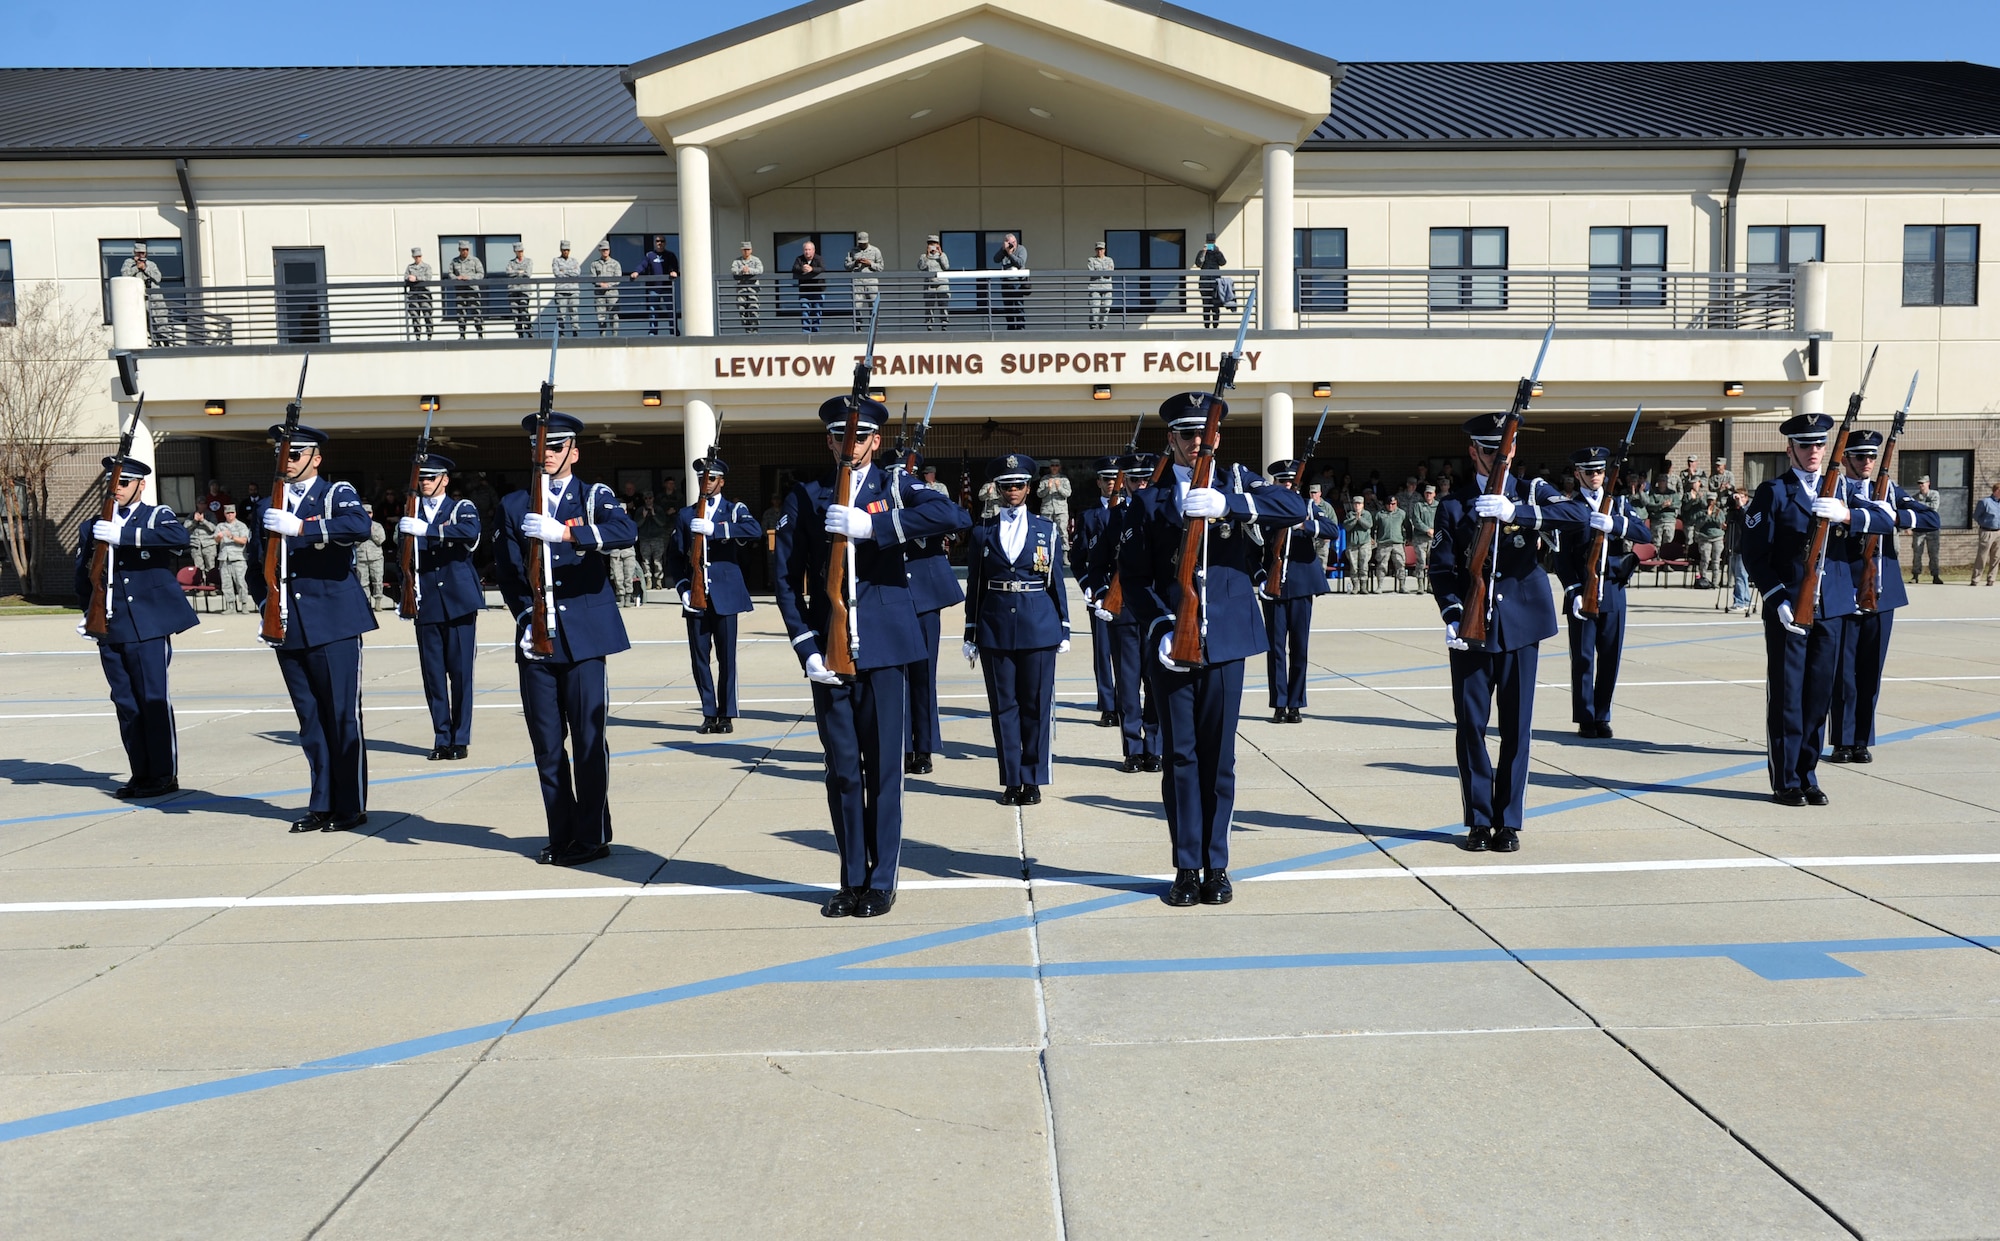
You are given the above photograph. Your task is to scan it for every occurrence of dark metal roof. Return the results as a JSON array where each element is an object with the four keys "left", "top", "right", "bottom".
[
  {"left": 1308, "top": 61, "right": 2000, "bottom": 150},
  {"left": 0, "top": 66, "right": 658, "bottom": 159}
]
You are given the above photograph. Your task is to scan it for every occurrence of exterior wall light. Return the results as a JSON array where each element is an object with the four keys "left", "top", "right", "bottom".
[
  {"left": 1311, "top": 381, "right": 1332, "bottom": 398},
  {"left": 203, "top": 399, "right": 226, "bottom": 416},
  {"left": 419, "top": 395, "right": 441, "bottom": 413},
  {"left": 1092, "top": 385, "right": 1112, "bottom": 400},
  {"left": 1530, "top": 382, "right": 1545, "bottom": 398},
  {"left": 1723, "top": 381, "right": 1745, "bottom": 397},
  {"left": 641, "top": 391, "right": 662, "bottom": 407},
  {"left": 868, "top": 387, "right": 886, "bottom": 401}
]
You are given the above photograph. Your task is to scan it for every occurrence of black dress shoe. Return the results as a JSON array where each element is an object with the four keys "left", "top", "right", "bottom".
[
  {"left": 1288, "top": 708, "right": 1304, "bottom": 723},
  {"left": 290, "top": 811, "right": 333, "bottom": 833},
  {"left": 821, "top": 887, "right": 860, "bottom": 918},
  {"left": 906, "top": 752, "right": 934, "bottom": 776},
  {"left": 552, "top": 842, "right": 611, "bottom": 866},
  {"left": 428, "top": 746, "right": 450, "bottom": 761},
  {"left": 716, "top": 718, "right": 734, "bottom": 734},
  {"left": 116, "top": 778, "right": 178, "bottom": 800},
  {"left": 1141, "top": 755, "right": 1163, "bottom": 772},
  {"left": 1199, "top": 869, "right": 1233, "bottom": 905},
  {"left": 1577, "top": 723, "right": 1599, "bottom": 739},
  {"left": 1018, "top": 785, "right": 1041, "bottom": 805},
  {"left": 1825, "top": 746, "right": 1853, "bottom": 764},
  {"left": 853, "top": 888, "right": 897, "bottom": 918},
  {"left": 1096, "top": 710, "right": 1119, "bottom": 728},
  {"left": 536, "top": 845, "right": 557, "bottom": 864},
  {"left": 323, "top": 812, "right": 369, "bottom": 832},
  {"left": 449, "top": 745, "right": 468, "bottom": 760},
  {"left": 696, "top": 717, "right": 718, "bottom": 734},
  {"left": 1773, "top": 788, "right": 1807, "bottom": 806},
  {"left": 1271, "top": 709, "right": 1289, "bottom": 724},
  {"left": 1489, "top": 827, "right": 1520, "bottom": 852},
  {"left": 1000, "top": 785, "right": 1022, "bottom": 805},
  {"left": 1119, "top": 756, "right": 1144, "bottom": 773},
  {"left": 1851, "top": 746, "right": 1872, "bottom": 764},
  {"left": 1803, "top": 787, "right": 1830, "bottom": 806},
  {"left": 1461, "top": 825, "right": 1491, "bottom": 852},
  {"left": 1163, "top": 869, "right": 1202, "bottom": 907},
  {"left": 1597, "top": 724, "right": 1613, "bottom": 739}
]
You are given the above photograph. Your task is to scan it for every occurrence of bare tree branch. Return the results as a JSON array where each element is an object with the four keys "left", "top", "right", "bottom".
[{"left": 0, "top": 283, "right": 101, "bottom": 595}]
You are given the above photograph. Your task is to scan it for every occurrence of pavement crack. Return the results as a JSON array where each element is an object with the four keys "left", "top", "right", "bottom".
[{"left": 762, "top": 1057, "right": 1005, "bottom": 1133}]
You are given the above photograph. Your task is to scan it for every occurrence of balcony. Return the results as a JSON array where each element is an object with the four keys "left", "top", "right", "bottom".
[{"left": 1296, "top": 269, "right": 1795, "bottom": 333}]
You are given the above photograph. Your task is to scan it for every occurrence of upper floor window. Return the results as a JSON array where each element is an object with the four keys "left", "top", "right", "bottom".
[
  {"left": 436, "top": 234, "right": 523, "bottom": 275},
  {"left": 1105, "top": 229, "right": 1186, "bottom": 313},
  {"left": 1294, "top": 228, "right": 1348, "bottom": 313},
  {"left": 1899, "top": 450, "right": 1974, "bottom": 527},
  {"left": 1588, "top": 226, "right": 1666, "bottom": 308},
  {"left": 1429, "top": 227, "right": 1507, "bottom": 310},
  {"left": 0, "top": 240, "right": 14, "bottom": 326},
  {"left": 1903, "top": 225, "right": 1978, "bottom": 306},
  {"left": 98, "top": 238, "right": 184, "bottom": 323},
  {"left": 1747, "top": 225, "right": 1823, "bottom": 274},
  {"left": 938, "top": 230, "right": 1025, "bottom": 314}
]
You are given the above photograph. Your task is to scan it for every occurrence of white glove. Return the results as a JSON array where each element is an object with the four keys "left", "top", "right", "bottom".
[
  {"left": 1157, "top": 633, "right": 1190, "bottom": 672},
  {"left": 962, "top": 641, "right": 979, "bottom": 666},
  {"left": 1811, "top": 497, "right": 1851, "bottom": 524},
  {"left": 1570, "top": 591, "right": 1586, "bottom": 619},
  {"left": 804, "top": 653, "right": 843, "bottom": 685},
  {"left": 1092, "top": 604, "right": 1115, "bottom": 623},
  {"left": 689, "top": 517, "right": 715, "bottom": 536},
  {"left": 1586, "top": 511, "right": 1614, "bottom": 533},
  {"left": 1776, "top": 600, "right": 1807, "bottom": 635},
  {"left": 517, "top": 615, "right": 545, "bottom": 659},
  {"left": 676, "top": 590, "right": 697, "bottom": 614},
  {"left": 76, "top": 619, "right": 100, "bottom": 643},
  {"left": 1444, "top": 621, "right": 1469, "bottom": 651},
  {"left": 825, "top": 505, "right": 874, "bottom": 539},
  {"left": 1473, "top": 494, "right": 1517, "bottom": 523},
  {"left": 397, "top": 516, "right": 429, "bottom": 537},
  {"left": 521, "top": 512, "right": 568, "bottom": 543},
  {"left": 91, "top": 519, "right": 121, "bottom": 544},
  {"left": 1057, "top": 639, "right": 1071, "bottom": 655},
  {"left": 1181, "top": 487, "right": 1226, "bottom": 519},
  {"left": 263, "top": 508, "right": 304, "bottom": 537}
]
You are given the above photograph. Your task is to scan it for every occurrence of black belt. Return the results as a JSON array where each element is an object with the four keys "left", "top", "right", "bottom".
[{"left": 986, "top": 578, "right": 1048, "bottom": 593}]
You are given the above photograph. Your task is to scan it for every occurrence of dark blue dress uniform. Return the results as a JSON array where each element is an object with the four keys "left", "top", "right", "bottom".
[
  {"left": 399, "top": 455, "right": 483, "bottom": 760},
  {"left": 667, "top": 459, "right": 761, "bottom": 732},
  {"left": 1072, "top": 456, "right": 1126, "bottom": 720},
  {"left": 773, "top": 396, "right": 966, "bottom": 916},
  {"left": 249, "top": 427, "right": 378, "bottom": 830},
  {"left": 1550, "top": 448, "right": 1653, "bottom": 738},
  {"left": 72, "top": 458, "right": 198, "bottom": 798},
  {"left": 1256, "top": 459, "right": 1338, "bottom": 719},
  {"left": 1743, "top": 414, "right": 1859, "bottom": 805},
  {"left": 494, "top": 414, "right": 637, "bottom": 863},
  {"left": 1120, "top": 394, "right": 1308, "bottom": 903},
  {"left": 1829, "top": 432, "right": 1940, "bottom": 761},
  {"left": 1432, "top": 414, "right": 1589, "bottom": 850},
  {"left": 965, "top": 454, "right": 1071, "bottom": 801},
  {"left": 1085, "top": 455, "right": 1164, "bottom": 770},
  {"left": 893, "top": 453, "right": 970, "bottom": 771}
]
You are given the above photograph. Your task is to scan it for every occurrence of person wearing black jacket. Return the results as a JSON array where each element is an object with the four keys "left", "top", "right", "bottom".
[
  {"left": 1195, "top": 233, "right": 1228, "bottom": 329},
  {"left": 791, "top": 241, "right": 827, "bottom": 334}
]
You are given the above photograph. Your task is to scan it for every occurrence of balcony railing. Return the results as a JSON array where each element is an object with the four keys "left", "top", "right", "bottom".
[
  {"left": 1295, "top": 268, "right": 1795, "bottom": 331},
  {"left": 711, "top": 269, "right": 1260, "bottom": 336}
]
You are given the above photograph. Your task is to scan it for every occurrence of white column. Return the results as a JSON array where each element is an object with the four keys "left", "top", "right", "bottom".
[
  {"left": 1261, "top": 144, "right": 1296, "bottom": 331},
  {"left": 676, "top": 144, "right": 715, "bottom": 337},
  {"left": 131, "top": 401, "right": 159, "bottom": 475},
  {"left": 1799, "top": 383, "right": 1825, "bottom": 416},
  {"left": 1263, "top": 387, "right": 1294, "bottom": 473},
  {"left": 109, "top": 276, "right": 148, "bottom": 350},
  {"left": 683, "top": 394, "right": 717, "bottom": 494}
]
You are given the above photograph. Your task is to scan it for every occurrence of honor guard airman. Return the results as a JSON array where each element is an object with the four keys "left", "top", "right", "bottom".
[
  {"left": 1553, "top": 447, "right": 1653, "bottom": 739},
  {"left": 669, "top": 455, "right": 761, "bottom": 734},
  {"left": 891, "top": 450, "right": 969, "bottom": 775},
  {"left": 1432, "top": 413, "right": 1588, "bottom": 852},
  {"left": 495, "top": 413, "right": 638, "bottom": 865},
  {"left": 1743, "top": 413, "right": 1856, "bottom": 806},
  {"left": 965, "top": 453, "right": 1071, "bottom": 805},
  {"left": 1085, "top": 454, "right": 1164, "bottom": 773},
  {"left": 251, "top": 425, "right": 378, "bottom": 833},
  {"left": 396, "top": 454, "right": 483, "bottom": 761},
  {"left": 74, "top": 455, "right": 199, "bottom": 799},
  {"left": 1120, "top": 394, "right": 1308, "bottom": 905},
  {"left": 1828, "top": 430, "right": 1940, "bottom": 763},
  {"left": 1072, "top": 455, "right": 1126, "bottom": 727},
  {"left": 772, "top": 395, "right": 966, "bottom": 918},
  {"left": 1258, "top": 458, "right": 1340, "bottom": 723}
]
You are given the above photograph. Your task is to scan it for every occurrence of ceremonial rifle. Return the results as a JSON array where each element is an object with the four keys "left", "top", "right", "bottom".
[
  {"left": 1581, "top": 404, "right": 1644, "bottom": 619},
  {"left": 1094, "top": 408, "right": 1148, "bottom": 616},
  {"left": 1261, "top": 404, "right": 1330, "bottom": 601},
  {"left": 1857, "top": 370, "right": 1916, "bottom": 614},
  {"left": 1797, "top": 346, "right": 1877, "bottom": 628},
  {"left": 84, "top": 396, "right": 144, "bottom": 638},
  {"left": 824, "top": 297, "right": 882, "bottom": 679},
  {"left": 1167, "top": 288, "right": 1256, "bottom": 666},
  {"left": 259, "top": 355, "right": 310, "bottom": 647},
  {"left": 395, "top": 401, "right": 435, "bottom": 621},
  {"left": 1461, "top": 325, "right": 1555, "bottom": 648},
  {"left": 688, "top": 409, "right": 726, "bottom": 613},
  {"left": 523, "top": 333, "right": 560, "bottom": 660}
]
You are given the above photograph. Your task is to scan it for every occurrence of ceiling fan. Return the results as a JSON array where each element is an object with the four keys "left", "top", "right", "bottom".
[
  {"left": 979, "top": 418, "right": 1023, "bottom": 441},
  {"left": 595, "top": 431, "right": 644, "bottom": 447},
  {"left": 430, "top": 431, "right": 478, "bottom": 451},
  {"left": 1335, "top": 420, "right": 1381, "bottom": 437}
]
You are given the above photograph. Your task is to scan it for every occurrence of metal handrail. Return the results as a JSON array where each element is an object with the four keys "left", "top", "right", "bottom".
[{"left": 1295, "top": 268, "right": 1795, "bottom": 331}]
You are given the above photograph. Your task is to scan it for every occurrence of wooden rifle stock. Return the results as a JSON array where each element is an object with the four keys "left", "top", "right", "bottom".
[
  {"left": 1458, "top": 413, "right": 1520, "bottom": 648},
  {"left": 523, "top": 405, "right": 555, "bottom": 659},
  {"left": 1794, "top": 416, "right": 1857, "bottom": 629},
  {"left": 396, "top": 416, "right": 431, "bottom": 621},
  {"left": 1579, "top": 477, "right": 1617, "bottom": 618},
  {"left": 1101, "top": 446, "right": 1170, "bottom": 618},
  {"left": 1855, "top": 435, "right": 1899, "bottom": 613},
  {"left": 258, "top": 425, "right": 295, "bottom": 646},
  {"left": 823, "top": 404, "right": 861, "bottom": 678},
  {"left": 1167, "top": 403, "right": 1226, "bottom": 665},
  {"left": 689, "top": 495, "right": 711, "bottom": 613},
  {"left": 84, "top": 398, "right": 141, "bottom": 638}
]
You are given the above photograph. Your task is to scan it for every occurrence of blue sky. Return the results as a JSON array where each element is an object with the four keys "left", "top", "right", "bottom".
[{"left": 9, "top": 0, "right": 1999, "bottom": 66}]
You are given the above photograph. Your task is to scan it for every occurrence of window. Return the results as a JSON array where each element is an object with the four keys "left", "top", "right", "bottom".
[
  {"left": 0, "top": 240, "right": 13, "bottom": 326},
  {"left": 156, "top": 475, "right": 198, "bottom": 517},
  {"left": 1588, "top": 226, "right": 1666, "bottom": 308},
  {"left": 1747, "top": 225, "right": 1823, "bottom": 274},
  {"left": 1899, "top": 450, "right": 1974, "bottom": 528},
  {"left": 774, "top": 231, "right": 857, "bottom": 320},
  {"left": 597, "top": 233, "right": 678, "bottom": 333},
  {"left": 1743, "top": 452, "right": 1786, "bottom": 492},
  {"left": 1105, "top": 229, "right": 1186, "bottom": 313},
  {"left": 436, "top": 234, "right": 523, "bottom": 274},
  {"left": 98, "top": 238, "right": 185, "bottom": 323},
  {"left": 1294, "top": 228, "right": 1348, "bottom": 312},
  {"left": 1429, "top": 227, "right": 1507, "bottom": 310},
  {"left": 937, "top": 230, "right": 1025, "bottom": 315},
  {"left": 1903, "top": 225, "right": 1978, "bottom": 307}
]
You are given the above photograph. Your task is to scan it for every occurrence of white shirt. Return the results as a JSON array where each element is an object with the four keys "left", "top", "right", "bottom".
[
  {"left": 1171, "top": 462, "right": 1194, "bottom": 505},
  {"left": 423, "top": 495, "right": 446, "bottom": 523},
  {"left": 1580, "top": 488, "right": 1603, "bottom": 506},
  {"left": 1792, "top": 468, "right": 1821, "bottom": 492},
  {"left": 544, "top": 475, "right": 573, "bottom": 511},
  {"left": 997, "top": 502, "right": 1030, "bottom": 563}
]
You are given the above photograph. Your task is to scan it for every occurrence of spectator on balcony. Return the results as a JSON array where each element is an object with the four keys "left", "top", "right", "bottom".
[
  {"left": 791, "top": 241, "right": 826, "bottom": 334},
  {"left": 120, "top": 243, "right": 168, "bottom": 344},
  {"left": 505, "top": 243, "right": 534, "bottom": 338},
  {"left": 590, "top": 242, "right": 622, "bottom": 336},
  {"left": 550, "top": 241, "right": 581, "bottom": 337},
  {"left": 629, "top": 235, "right": 678, "bottom": 337},
  {"left": 918, "top": 235, "right": 951, "bottom": 331},
  {"left": 994, "top": 233, "right": 1028, "bottom": 331},
  {"left": 845, "top": 231, "right": 883, "bottom": 324},
  {"left": 448, "top": 241, "right": 485, "bottom": 338},
  {"left": 731, "top": 241, "right": 764, "bottom": 333},
  {"left": 1086, "top": 241, "right": 1114, "bottom": 330},
  {"left": 1195, "top": 233, "right": 1227, "bottom": 330},
  {"left": 402, "top": 247, "right": 436, "bottom": 340},
  {"left": 1342, "top": 497, "right": 1375, "bottom": 594}
]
